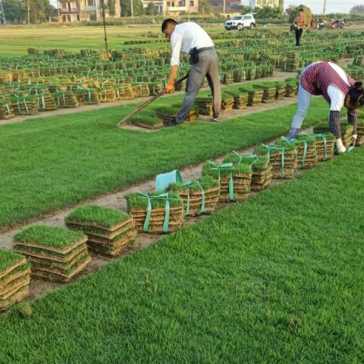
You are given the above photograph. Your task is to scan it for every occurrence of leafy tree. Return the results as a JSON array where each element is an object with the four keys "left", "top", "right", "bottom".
[
  {"left": 2, "top": 0, "right": 25, "bottom": 23},
  {"left": 120, "top": 0, "right": 144, "bottom": 16},
  {"left": 19, "top": 0, "right": 54, "bottom": 23},
  {"left": 350, "top": 5, "right": 364, "bottom": 14},
  {"left": 145, "top": 1, "right": 157, "bottom": 15},
  {"left": 198, "top": 0, "right": 213, "bottom": 14}
]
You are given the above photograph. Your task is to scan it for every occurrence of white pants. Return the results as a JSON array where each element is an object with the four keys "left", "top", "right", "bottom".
[{"left": 291, "top": 62, "right": 348, "bottom": 129}]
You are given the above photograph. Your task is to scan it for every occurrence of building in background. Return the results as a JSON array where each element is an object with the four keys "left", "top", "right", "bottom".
[
  {"left": 59, "top": 0, "right": 121, "bottom": 22},
  {"left": 141, "top": 0, "right": 199, "bottom": 16},
  {"left": 241, "top": 0, "right": 283, "bottom": 9}
]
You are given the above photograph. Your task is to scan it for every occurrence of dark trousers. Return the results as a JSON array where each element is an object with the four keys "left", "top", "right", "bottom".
[{"left": 295, "top": 29, "right": 303, "bottom": 46}]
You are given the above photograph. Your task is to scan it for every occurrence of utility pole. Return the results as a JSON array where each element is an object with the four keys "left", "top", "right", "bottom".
[
  {"left": 27, "top": 0, "right": 30, "bottom": 24},
  {"left": 130, "top": 0, "right": 134, "bottom": 17},
  {"left": 0, "top": 0, "right": 6, "bottom": 24},
  {"left": 101, "top": 0, "right": 108, "bottom": 55},
  {"left": 56, "top": 0, "right": 60, "bottom": 22},
  {"left": 223, "top": 0, "right": 225, "bottom": 17},
  {"left": 323, "top": 0, "right": 327, "bottom": 15}
]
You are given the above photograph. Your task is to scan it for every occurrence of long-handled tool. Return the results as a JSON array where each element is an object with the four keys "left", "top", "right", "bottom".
[{"left": 117, "top": 74, "right": 189, "bottom": 128}]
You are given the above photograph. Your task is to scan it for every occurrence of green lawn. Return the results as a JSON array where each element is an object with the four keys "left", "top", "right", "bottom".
[
  {"left": 0, "top": 96, "right": 336, "bottom": 229},
  {"left": 0, "top": 25, "right": 225, "bottom": 56},
  {"left": 1, "top": 140, "right": 364, "bottom": 363}
]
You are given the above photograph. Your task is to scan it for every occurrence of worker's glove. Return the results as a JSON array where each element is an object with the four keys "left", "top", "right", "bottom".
[
  {"left": 352, "top": 134, "right": 357, "bottom": 146},
  {"left": 165, "top": 82, "right": 175, "bottom": 93}
]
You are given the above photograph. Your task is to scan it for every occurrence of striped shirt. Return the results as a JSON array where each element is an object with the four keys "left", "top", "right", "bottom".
[{"left": 300, "top": 61, "right": 355, "bottom": 104}]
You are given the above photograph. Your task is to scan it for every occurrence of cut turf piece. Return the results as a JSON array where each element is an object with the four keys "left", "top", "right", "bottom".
[
  {"left": 65, "top": 204, "right": 137, "bottom": 256},
  {"left": 129, "top": 110, "right": 163, "bottom": 130},
  {"left": 167, "top": 176, "right": 220, "bottom": 216},
  {"left": 255, "top": 142, "right": 298, "bottom": 179},
  {"left": 126, "top": 191, "right": 184, "bottom": 234},
  {"left": 313, "top": 122, "right": 353, "bottom": 149},
  {"left": 223, "top": 153, "right": 273, "bottom": 192},
  {"left": 202, "top": 162, "right": 252, "bottom": 202},
  {"left": 0, "top": 249, "right": 31, "bottom": 311},
  {"left": 13, "top": 225, "right": 90, "bottom": 283}
]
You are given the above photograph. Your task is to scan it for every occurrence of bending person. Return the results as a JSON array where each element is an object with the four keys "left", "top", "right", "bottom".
[
  {"left": 161, "top": 19, "right": 221, "bottom": 127},
  {"left": 289, "top": 60, "right": 364, "bottom": 153}
]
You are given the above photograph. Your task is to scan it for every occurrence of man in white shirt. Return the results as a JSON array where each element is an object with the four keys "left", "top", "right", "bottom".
[{"left": 161, "top": 18, "right": 221, "bottom": 127}]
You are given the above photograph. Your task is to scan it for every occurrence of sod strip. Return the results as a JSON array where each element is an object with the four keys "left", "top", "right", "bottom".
[
  {"left": 0, "top": 286, "right": 29, "bottom": 311},
  {"left": 0, "top": 276, "right": 31, "bottom": 300},
  {"left": 1, "top": 147, "right": 364, "bottom": 361},
  {"left": 0, "top": 98, "right": 341, "bottom": 229},
  {"left": 0, "top": 265, "right": 31, "bottom": 290}
]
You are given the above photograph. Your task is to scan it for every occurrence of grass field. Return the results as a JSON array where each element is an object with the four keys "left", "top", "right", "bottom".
[
  {"left": 0, "top": 96, "right": 338, "bottom": 229},
  {"left": 1, "top": 142, "right": 364, "bottom": 363},
  {"left": 0, "top": 24, "right": 225, "bottom": 56}
]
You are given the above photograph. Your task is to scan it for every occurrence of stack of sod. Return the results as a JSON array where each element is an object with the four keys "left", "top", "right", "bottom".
[
  {"left": 313, "top": 122, "right": 353, "bottom": 149},
  {"left": 98, "top": 87, "right": 116, "bottom": 103},
  {"left": 0, "top": 72, "right": 13, "bottom": 83},
  {"left": 275, "top": 81, "right": 286, "bottom": 100},
  {"left": 116, "top": 84, "right": 135, "bottom": 100},
  {"left": 285, "top": 52, "right": 300, "bottom": 72},
  {"left": 0, "top": 250, "right": 31, "bottom": 311},
  {"left": 221, "top": 92, "right": 234, "bottom": 113},
  {"left": 74, "top": 89, "right": 100, "bottom": 105},
  {"left": 277, "top": 135, "right": 318, "bottom": 169},
  {"left": 11, "top": 95, "right": 38, "bottom": 116},
  {"left": 0, "top": 101, "right": 15, "bottom": 119},
  {"left": 156, "top": 106, "right": 198, "bottom": 124},
  {"left": 126, "top": 191, "right": 184, "bottom": 234},
  {"left": 52, "top": 91, "right": 79, "bottom": 108},
  {"left": 129, "top": 110, "right": 164, "bottom": 130},
  {"left": 148, "top": 82, "right": 164, "bottom": 96},
  {"left": 233, "top": 69, "right": 246, "bottom": 83},
  {"left": 35, "top": 92, "right": 58, "bottom": 111},
  {"left": 65, "top": 205, "right": 137, "bottom": 257},
  {"left": 194, "top": 97, "right": 213, "bottom": 116},
  {"left": 202, "top": 161, "right": 252, "bottom": 203},
  {"left": 174, "top": 78, "right": 187, "bottom": 92},
  {"left": 13, "top": 225, "right": 91, "bottom": 283},
  {"left": 255, "top": 142, "right": 297, "bottom": 179},
  {"left": 253, "top": 83, "right": 276, "bottom": 103},
  {"left": 224, "top": 90, "right": 248, "bottom": 109},
  {"left": 238, "top": 86, "right": 263, "bottom": 106},
  {"left": 285, "top": 78, "right": 298, "bottom": 97},
  {"left": 221, "top": 73, "right": 233, "bottom": 84},
  {"left": 223, "top": 153, "right": 272, "bottom": 192},
  {"left": 132, "top": 83, "right": 150, "bottom": 98},
  {"left": 311, "top": 132, "right": 335, "bottom": 161},
  {"left": 167, "top": 176, "right": 220, "bottom": 216},
  {"left": 356, "top": 120, "right": 364, "bottom": 146}
]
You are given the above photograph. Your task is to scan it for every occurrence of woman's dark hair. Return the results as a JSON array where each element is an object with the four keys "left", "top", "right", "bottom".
[
  {"left": 161, "top": 18, "right": 177, "bottom": 32},
  {"left": 348, "top": 81, "right": 364, "bottom": 107},
  {"left": 299, "top": 9, "right": 304, "bottom": 12}
]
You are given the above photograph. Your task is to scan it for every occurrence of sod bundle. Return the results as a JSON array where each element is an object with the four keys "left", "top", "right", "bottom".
[
  {"left": 11, "top": 95, "right": 38, "bottom": 116},
  {"left": 356, "top": 120, "right": 364, "bottom": 146},
  {"left": 132, "top": 83, "right": 150, "bottom": 98},
  {"left": 74, "top": 89, "right": 100, "bottom": 105},
  {"left": 313, "top": 123, "right": 353, "bottom": 149},
  {"left": 126, "top": 191, "right": 184, "bottom": 234},
  {"left": 167, "top": 176, "right": 220, "bottom": 216},
  {"left": 221, "top": 92, "right": 234, "bottom": 113},
  {"left": 148, "top": 82, "right": 164, "bottom": 96},
  {"left": 174, "top": 79, "right": 187, "bottom": 92},
  {"left": 116, "top": 84, "right": 135, "bottom": 100},
  {"left": 35, "top": 93, "right": 58, "bottom": 111},
  {"left": 278, "top": 135, "right": 318, "bottom": 169},
  {"left": 311, "top": 132, "right": 335, "bottom": 161},
  {"left": 233, "top": 69, "right": 246, "bottom": 83},
  {"left": 194, "top": 97, "right": 213, "bottom": 116},
  {"left": 223, "top": 153, "right": 272, "bottom": 192},
  {"left": 130, "top": 110, "right": 164, "bottom": 130},
  {"left": 65, "top": 205, "right": 136, "bottom": 257},
  {"left": 13, "top": 225, "right": 91, "bottom": 283},
  {"left": 285, "top": 78, "right": 298, "bottom": 97},
  {"left": 98, "top": 87, "right": 116, "bottom": 103},
  {"left": 0, "top": 250, "right": 31, "bottom": 311},
  {"left": 224, "top": 90, "right": 248, "bottom": 109},
  {"left": 155, "top": 105, "right": 198, "bottom": 124},
  {"left": 202, "top": 162, "right": 252, "bottom": 202},
  {"left": 238, "top": 86, "right": 263, "bottom": 106},
  {"left": 0, "top": 101, "right": 15, "bottom": 119},
  {"left": 284, "top": 52, "right": 300, "bottom": 72},
  {"left": 253, "top": 83, "right": 276, "bottom": 103},
  {"left": 275, "top": 82, "right": 286, "bottom": 100},
  {"left": 255, "top": 142, "right": 297, "bottom": 179},
  {"left": 52, "top": 91, "right": 79, "bottom": 108}
]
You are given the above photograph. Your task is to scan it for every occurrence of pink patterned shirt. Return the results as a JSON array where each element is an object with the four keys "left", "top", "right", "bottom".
[{"left": 300, "top": 61, "right": 355, "bottom": 104}]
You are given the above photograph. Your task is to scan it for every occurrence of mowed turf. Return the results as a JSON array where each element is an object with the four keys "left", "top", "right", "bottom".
[
  {"left": 1, "top": 144, "right": 364, "bottom": 363},
  {"left": 0, "top": 97, "right": 338, "bottom": 229}
]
